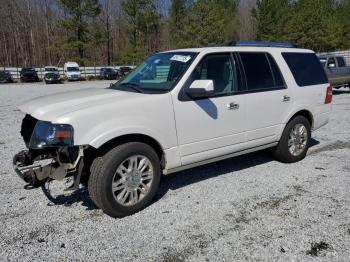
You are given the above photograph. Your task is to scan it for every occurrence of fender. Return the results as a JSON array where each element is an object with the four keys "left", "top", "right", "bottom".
[
  {"left": 275, "top": 106, "right": 314, "bottom": 141},
  {"left": 87, "top": 126, "right": 168, "bottom": 150}
]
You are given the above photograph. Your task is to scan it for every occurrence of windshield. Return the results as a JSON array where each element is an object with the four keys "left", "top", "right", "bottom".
[
  {"left": 45, "top": 68, "right": 57, "bottom": 72},
  {"left": 67, "top": 67, "right": 79, "bottom": 72},
  {"left": 22, "top": 68, "right": 35, "bottom": 72},
  {"left": 112, "top": 52, "right": 196, "bottom": 93}
]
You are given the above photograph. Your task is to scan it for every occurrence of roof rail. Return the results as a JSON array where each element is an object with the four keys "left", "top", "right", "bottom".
[{"left": 225, "top": 41, "right": 294, "bottom": 48}]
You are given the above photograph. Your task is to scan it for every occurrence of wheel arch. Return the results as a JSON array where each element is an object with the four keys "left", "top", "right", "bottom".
[
  {"left": 88, "top": 133, "right": 166, "bottom": 169},
  {"left": 288, "top": 110, "right": 314, "bottom": 129},
  {"left": 277, "top": 109, "right": 314, "bottom": 141}
]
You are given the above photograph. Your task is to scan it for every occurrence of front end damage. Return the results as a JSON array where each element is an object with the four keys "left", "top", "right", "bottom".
[{"left": 13, "top": 114, "right": 85, "bottom": 190}]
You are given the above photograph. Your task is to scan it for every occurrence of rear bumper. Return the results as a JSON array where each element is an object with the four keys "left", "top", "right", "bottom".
[
  {"left": 313, "top": 111, "right": 331, "bottom": 131},
  {"left": 21, "top": 77, "right": 39, "bottom": 82}
]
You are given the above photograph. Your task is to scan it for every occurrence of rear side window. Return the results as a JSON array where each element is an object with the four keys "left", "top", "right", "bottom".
[
  {"left": 282, "top": 52, "right": 328, "bottom": 86},
  {"left": 267, "top": 54, "right": 284, "bottom": 87},
  {"left": 239, "top": 52, "right": 284, "bottom": 91},
  {"left": 336, "top": 57, "right": 346, "bottom": 67}
]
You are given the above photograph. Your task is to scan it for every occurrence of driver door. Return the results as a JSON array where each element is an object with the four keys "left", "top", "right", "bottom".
[{"left": 172, "top": 53, "right": 247, "bottom": 165}]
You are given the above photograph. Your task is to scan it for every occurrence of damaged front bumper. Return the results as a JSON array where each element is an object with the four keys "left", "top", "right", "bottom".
[{"left": 13, "top": 146, "right": 84, "bottom": 189}]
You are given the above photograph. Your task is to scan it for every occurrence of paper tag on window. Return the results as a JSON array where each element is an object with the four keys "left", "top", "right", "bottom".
[{"left": 170, "top": 55, "right": 191, "bottom": 63}]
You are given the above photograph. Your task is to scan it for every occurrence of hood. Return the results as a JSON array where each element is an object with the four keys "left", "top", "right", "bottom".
[{"left": 20, "top": 88, "right": 143, "bottom": 122}]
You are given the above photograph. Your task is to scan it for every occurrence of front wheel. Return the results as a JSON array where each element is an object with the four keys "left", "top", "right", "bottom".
[
  {"left": 88, "top": 142, "right": 161, "bottom": 218},
  {"left": 273, "top": 115, "right": 311, "bottom": 163}
]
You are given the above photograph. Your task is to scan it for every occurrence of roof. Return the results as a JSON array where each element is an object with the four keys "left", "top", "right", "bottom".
[{"left": 162, "top": 46, "right": 314, "bottom": 54}]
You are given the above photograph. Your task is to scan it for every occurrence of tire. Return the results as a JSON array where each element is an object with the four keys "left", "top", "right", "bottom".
[
  {"left": 273, "top": 115, "right": 311, "bottom": 163},
  {"left": 88, "top": 142, "right": 161, "bottom": 218}
]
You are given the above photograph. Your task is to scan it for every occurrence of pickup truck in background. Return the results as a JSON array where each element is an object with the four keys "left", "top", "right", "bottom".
[{"left": 318, "top": 55, "right": 350, "bottom": 90}]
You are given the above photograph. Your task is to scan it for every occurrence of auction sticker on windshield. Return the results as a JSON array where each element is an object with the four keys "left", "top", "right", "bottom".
[{"left": 170, "top": 55, "right": 192, "bottom": 63}]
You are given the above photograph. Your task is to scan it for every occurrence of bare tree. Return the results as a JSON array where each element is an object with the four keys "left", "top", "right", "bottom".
[{"left": 237, "top": 0, "right": 257, "bottom": 40}]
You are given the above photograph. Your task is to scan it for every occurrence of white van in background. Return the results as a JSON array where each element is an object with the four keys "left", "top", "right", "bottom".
[{"left": 64, "top": 62, "right": 81, "bottom": 81}]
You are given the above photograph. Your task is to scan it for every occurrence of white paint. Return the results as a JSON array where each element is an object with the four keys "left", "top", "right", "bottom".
[{"left": 19, "top": 46, "right": 331, "bottom": 172}]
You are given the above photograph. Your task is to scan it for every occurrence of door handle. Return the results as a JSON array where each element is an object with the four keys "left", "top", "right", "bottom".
[
  {"left": 227, "top": 102, "right": 239, "bottom": 110},
  {"left": 282, "top": 95, "right": 291, "bottom": 102}
]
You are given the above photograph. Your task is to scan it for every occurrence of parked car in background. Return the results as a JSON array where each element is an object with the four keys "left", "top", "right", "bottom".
[
  {"left": 14, "top": 42, "right": 332, "bottom": 218},
  {"left": 43, "top": 66, "right": 59, "bottom": 75},
  {"left": 99, "top": 67, "right": 119, "bottom": 80},
  {"left": 64, "top": 62, "right": 81, "bottom": 81},
  {"left": 20, "top": 67, "right": 39, "bottom": 82},
  {"left": 318, "top": 55, "right": 350, "bottom": 90},
  {"left": 119, "top": 66, "right": 132, "bottom": 76},
  {"left": 0, "top": 70, "right": 14, "bottom": 83},
  {"left": 43, "top": 66, "right": 61, "bottom": 84}
]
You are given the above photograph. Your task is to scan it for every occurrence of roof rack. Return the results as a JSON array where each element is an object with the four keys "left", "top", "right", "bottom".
[{"left": 225, "top": 41, "right": 294, "bottom": 48}]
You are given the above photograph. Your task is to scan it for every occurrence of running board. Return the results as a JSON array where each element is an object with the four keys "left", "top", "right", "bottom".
[{"left": 164, "top": 142, "right": 278, "bottom": 175}]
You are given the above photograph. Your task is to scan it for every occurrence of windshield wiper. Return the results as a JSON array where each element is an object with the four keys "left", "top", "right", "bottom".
[{"left": 116, "top": 83, "right": 144, "bottom": 93}]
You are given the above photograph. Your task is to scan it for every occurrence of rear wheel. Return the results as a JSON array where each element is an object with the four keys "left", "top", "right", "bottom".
[
  {"left": 88, "top": 142, "right": 161, "bottom": 218},
  {"left": 273, "top": 115, "right": 311, "bottom": 163}
]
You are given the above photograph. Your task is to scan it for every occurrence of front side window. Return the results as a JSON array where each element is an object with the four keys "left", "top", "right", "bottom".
[
  {"left": 114, "top": 52, "right": 196, "bottom": 93},
  {"left": 319, "top": 58, "right": 327, "bottom": 67},
  {"left": 327, "top": 57, "right": 336, "bottom": 68},
  {"left": 239, "top": 52, "right": 283, "bottom": 91},
  {"left": 282, "top": 52, "right": 328, "bottom": 87},
  {"left": 336, "top": 57, "right": 346, "bottom": 67},
  {"left": 191, "top": 53, "right": 240, "bottom": 96}
]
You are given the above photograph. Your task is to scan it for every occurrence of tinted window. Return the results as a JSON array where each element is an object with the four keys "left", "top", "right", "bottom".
[
  {"left": 282, "top": 53, "right": 328, "bottom": 86},
  {"left": 192, "top": 53, "right": 240, "bottom": 96},
  {"left": 319, "top": 58, "right": 327, "bottom": 67},
  {"left": 336, "top": 57, "right": 346, "bottom": 67},
  {"left": 267, "top": 54, "right": 284, "bottom": 87},
  {"left": 239, "top": 52, "right": 277, "bottom": 91},
  {"left": 327, "top": 57, "right": 336, "bottom": 67}
]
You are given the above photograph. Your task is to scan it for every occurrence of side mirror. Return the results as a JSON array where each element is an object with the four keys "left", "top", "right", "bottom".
[{"left": 186, "top": 80, "right": 214, "bottom": 98}]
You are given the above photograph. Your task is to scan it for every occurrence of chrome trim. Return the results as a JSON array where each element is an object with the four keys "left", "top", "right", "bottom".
[
  {"left": 282, "top": 95, "right": 291, "bottom": 102},
  {"left": 227, "top": 102, "right": 240, "bottom": 110},
  {"left": 164, "top": 142, "right": 278, "bottom": 175}
]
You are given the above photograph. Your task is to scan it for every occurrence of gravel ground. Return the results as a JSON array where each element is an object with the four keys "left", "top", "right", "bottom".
[{"left": 0, "top": 81, "right": 349, "bottom": 261}]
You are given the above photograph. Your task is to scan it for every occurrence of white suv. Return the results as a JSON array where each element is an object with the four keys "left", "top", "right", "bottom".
[{"left": 14, "top": 42, "right": 332, "bottom": 217}]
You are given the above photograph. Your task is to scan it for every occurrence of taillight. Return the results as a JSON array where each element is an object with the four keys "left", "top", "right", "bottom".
[{"left": 325, "top": 85, "right": 333, "bottom": 104}]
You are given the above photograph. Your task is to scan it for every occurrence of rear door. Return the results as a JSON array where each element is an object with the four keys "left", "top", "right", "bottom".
[{"left": 238, "top": 52, "right": 293, "bottom": 146}]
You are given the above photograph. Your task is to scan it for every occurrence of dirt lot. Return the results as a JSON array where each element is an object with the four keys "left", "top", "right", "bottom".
[{"left": 0, "top": 81, "right": 349, "bottom": 261}]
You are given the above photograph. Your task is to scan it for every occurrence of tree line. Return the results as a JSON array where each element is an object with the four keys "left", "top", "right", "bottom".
[{"left": 1, "top": 0, "right": 350, "bottom": 67}]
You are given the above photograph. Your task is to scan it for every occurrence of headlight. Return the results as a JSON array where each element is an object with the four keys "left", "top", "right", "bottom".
[{"left": 29, "top": 121, "right": 74, "bottom": 149}]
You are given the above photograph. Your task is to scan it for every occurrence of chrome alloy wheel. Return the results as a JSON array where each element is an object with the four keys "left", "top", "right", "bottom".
[
  {"left": 112, "top": 155, "right": 154, "bottom": 206},
  {"left": 288, "top": 123, "right": 308, "bottom": 156}
]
